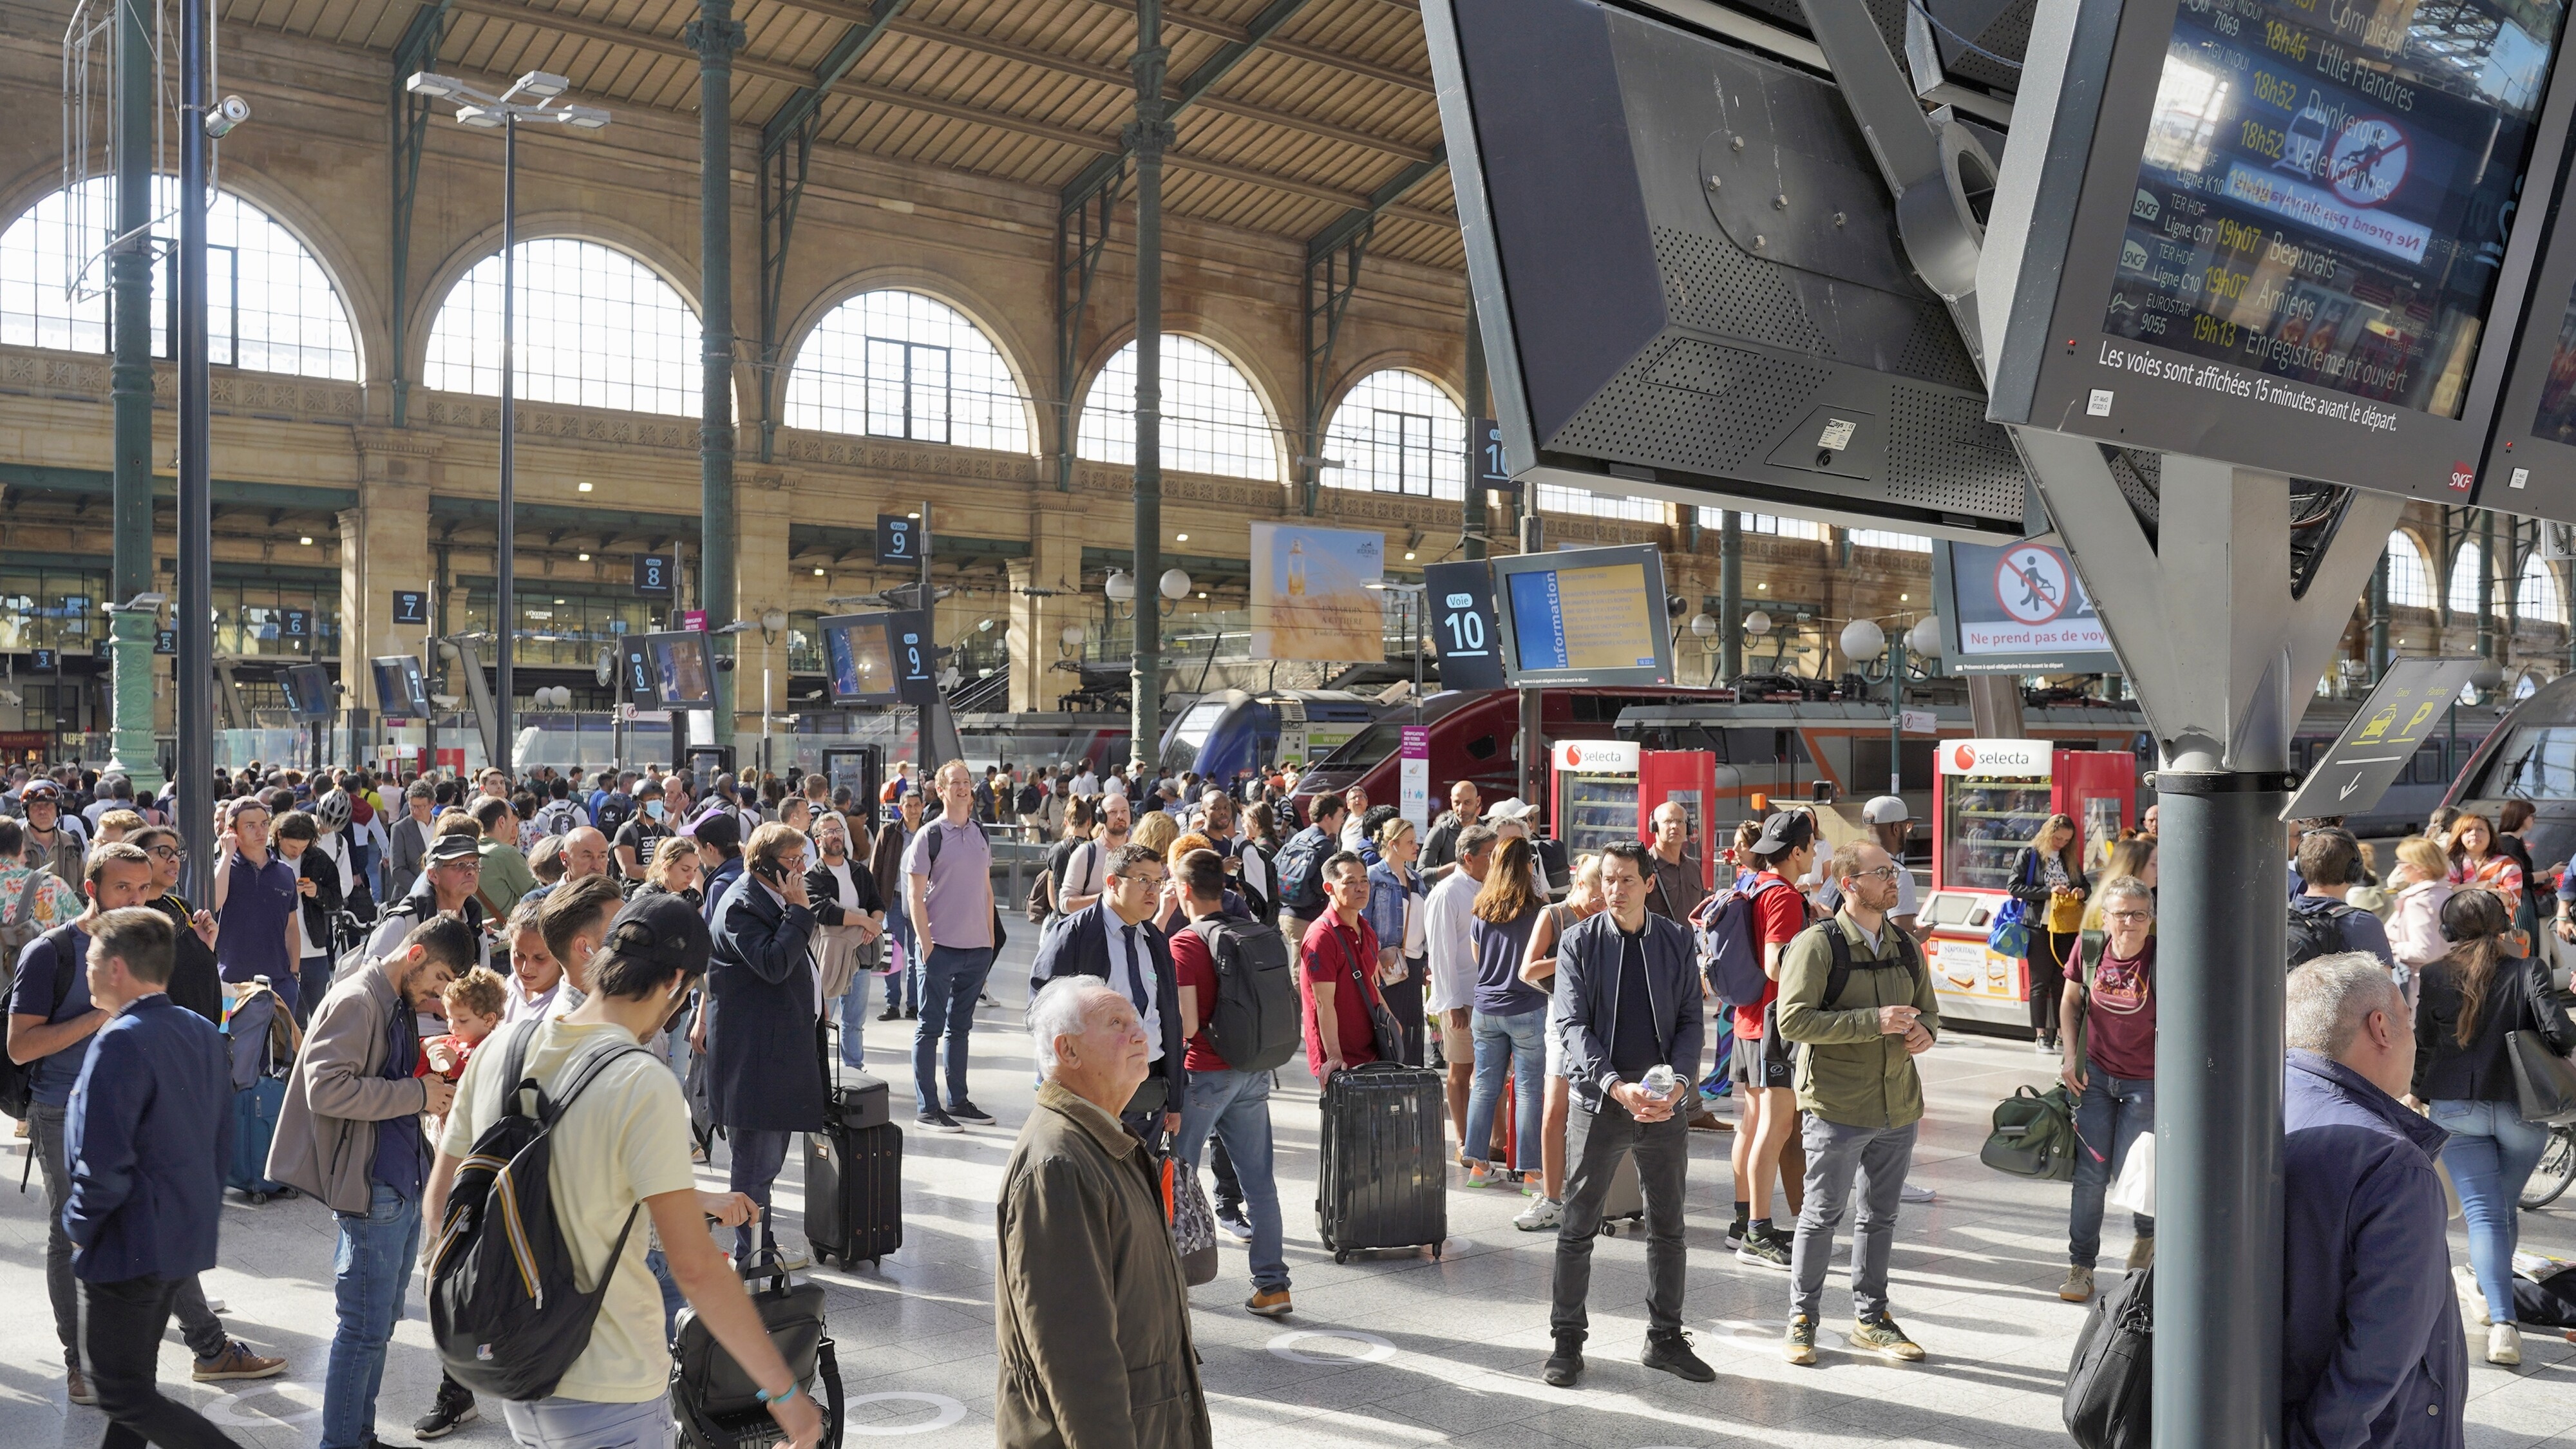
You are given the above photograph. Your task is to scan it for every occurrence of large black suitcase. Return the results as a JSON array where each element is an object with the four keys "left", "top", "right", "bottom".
[
  {"left": 1316, "top": 1062, "right": 1448, "bottom": 1262},
  {"left": 805, "top": 1115, "right": 902, "bottom": 1267}
]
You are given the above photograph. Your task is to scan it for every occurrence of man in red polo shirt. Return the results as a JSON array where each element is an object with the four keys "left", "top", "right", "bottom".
[
  {"left": 1300, "top": 852, "right": 1383, "bottom": 1082},
  {"left": 1730, "top": 811, "right": 1816, "bottom": 1267}
]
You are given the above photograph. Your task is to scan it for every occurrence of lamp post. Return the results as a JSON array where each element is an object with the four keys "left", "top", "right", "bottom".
[
  {"left": 1687, "top": 611, "right": 1719, "bottom": 686},
  {"left": 404, "top": 71, "right": 611, "bottom": 780},
  {"left": 1840, "top": 614, "right": 1943, "bottom": 797},
  {"left": 1367, "top": 580, "right": 1427, "bottom": 719},
  {"left": 757, "top": 606, "right": 786, "bottom": 773}
]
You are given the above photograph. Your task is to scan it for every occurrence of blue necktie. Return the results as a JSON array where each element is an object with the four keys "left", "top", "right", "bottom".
[{"left": 1122, "top": 925, "right": 1150, "bottom": 1015}]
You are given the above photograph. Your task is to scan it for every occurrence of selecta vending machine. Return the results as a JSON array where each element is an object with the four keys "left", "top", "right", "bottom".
[
  {"left": 1549, "top": 740, "right": 1719, "bottom": 887},
  {"left": 1922, "top": 738, "right": 2139, "bottom": 1030}
]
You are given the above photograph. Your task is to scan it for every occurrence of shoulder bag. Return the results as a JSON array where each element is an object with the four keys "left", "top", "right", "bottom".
[
  {"left": 1329, "top": 921, "right": 1406, "bottom": 1064},
  {"left": 2508, "top": 956, "right": 2576, "bottom": 1124}
]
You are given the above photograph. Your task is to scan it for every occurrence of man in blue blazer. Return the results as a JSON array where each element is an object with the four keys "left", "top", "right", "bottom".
[
  {"left": 1028, "top": 841, "right": 1184, "bottom": 1142},
  {"left": 1544, "top": 840, "right": 1710, "bottom": 1390},
  {"left": 705, "top": 820, "right": 822, "bottom": 1267},
  {"left": 62, "top": 905, "right": 242, "bottom": 1449}
]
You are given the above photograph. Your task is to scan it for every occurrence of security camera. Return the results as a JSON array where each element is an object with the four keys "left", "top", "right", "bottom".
[{"left": 204, "top": 95, "right": 251, "bottom": 140}]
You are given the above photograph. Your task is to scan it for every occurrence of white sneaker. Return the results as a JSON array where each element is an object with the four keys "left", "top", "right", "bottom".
[
  {"left": 2489, "top": 1322, "right": 2523, "bottom": 1366},
  {"left": 1899, "top": 1182, "right": 1936, "bottom": 1204},
  {"left": 2455, "top": 1265, "right": 2491, "bottom": 1326},
  {"left": 1515, "top": 1197, "right": 1562, "bottom": 1232}
]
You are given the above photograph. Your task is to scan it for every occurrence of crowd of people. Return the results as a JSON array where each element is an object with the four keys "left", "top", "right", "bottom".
[{"left": 4, "top": 750, "right": 2570, "bottom": 1446}]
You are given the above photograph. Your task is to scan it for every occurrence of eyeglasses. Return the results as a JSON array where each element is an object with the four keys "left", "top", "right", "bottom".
[
  {"left": 1850, "top": 865, "right": 1901, "bottom": 882},
  {"left": 1118, "top": 871, "right": 1168, "bottom": 889},
  {"left": 144, "top": 846, "right": 185, "bottom": 862},
  {"left": 2105, "top": 909, "right": 2152, "bottom": 923}
]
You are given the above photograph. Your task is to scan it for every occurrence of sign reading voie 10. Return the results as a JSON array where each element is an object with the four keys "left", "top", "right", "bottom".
[{"left": 1985, "top": 0, "right": 2576, "bottom": 504}]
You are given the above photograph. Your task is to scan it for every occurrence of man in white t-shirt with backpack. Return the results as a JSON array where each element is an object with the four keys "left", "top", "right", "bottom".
[{"left": 422, "top": 894, "right": 820, "bottom": 1449}]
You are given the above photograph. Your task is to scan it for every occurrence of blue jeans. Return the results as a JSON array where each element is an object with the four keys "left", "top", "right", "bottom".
[
  {"left": 645, "top": 1247, "right": 683, "bottom": 1342},
  {"left": 728, "top": 1128, "right": 792, "bottom": 1265},
  {"left": 2432, "top": 1098, "right": 2550, "bottom": 1324},
  {"left": 323, "top": 1182, "right": 422, "bottom": 1449},
  {"left": 500, "top": 1392, "right": 673, "bottom": 1449},
  {"left": 1175, "top": 1068, "right": 1288, "bottom": 1293},
  {"left": 1464, "top": 1008, "right": 1546, "bottom": 1170},
  {"left": 881, "top": 914, "right": 920, "bottom": 1012},
  {"left": 2069, "top": 1072, "right": 2157, "bottom": 1269},
  {"left": 913, "top": 943, "right": 994, "bottom": 1114}
]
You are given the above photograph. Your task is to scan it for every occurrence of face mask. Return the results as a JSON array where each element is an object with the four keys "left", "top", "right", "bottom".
[{"left": 646, "top": 800, "right": 667, "bottom": 820}]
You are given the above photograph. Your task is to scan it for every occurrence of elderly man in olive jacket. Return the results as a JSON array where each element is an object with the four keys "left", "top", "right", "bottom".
[{"left": 995, "top": 975, "right": 1211, "bottom": 1449}]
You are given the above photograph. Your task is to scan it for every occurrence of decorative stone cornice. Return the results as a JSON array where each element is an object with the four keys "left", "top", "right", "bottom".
[{"left": 772, "top": 429, "right": 1039, "bottom": 482}]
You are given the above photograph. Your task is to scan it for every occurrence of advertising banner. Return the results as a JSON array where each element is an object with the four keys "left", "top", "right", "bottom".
[
  {"left": 1251, "top": 522, "right": 1385, "bottom": 662},
  {"left": 1401, "top": 726, "right": 1430, "bottom": 835}
]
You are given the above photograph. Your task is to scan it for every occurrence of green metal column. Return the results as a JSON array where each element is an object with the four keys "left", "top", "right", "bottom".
[
  {"left": 1463, "top": 301, "right": 1487, "bottom": 562},
  {"left": 2478, "top": 510, "right": 2496, "bottom": 661},
  {"left": 692, "top": 0, "right": 744, "bottom": 740},
  {"left": 1128, "top": 0, "right": 1171, "bottom": 774},
  {"left": 1719, "top": 511, "right": 1743, "bottom": 682},
  {"left": 108, "top": 0, "right": 160, "bottom": 788}
]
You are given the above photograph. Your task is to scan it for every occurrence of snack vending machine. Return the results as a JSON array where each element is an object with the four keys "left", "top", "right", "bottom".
[
  {"left": 1920, "top": 739, "right": 2139, "bottom": 1029},
  {"left": 1549, "top": 740, "right": 1719, "bottom": 888}
]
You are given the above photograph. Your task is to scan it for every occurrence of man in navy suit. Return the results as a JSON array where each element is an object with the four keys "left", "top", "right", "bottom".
[
  {"left": 705, "top": 820, "right": 822, "bottom": 1268},
  {"left": 1028, "top": 841, "right": 1183, "bottom": 1144},
  {"left": 63, "top": 905, "right": 243, "bottom": 1449}
]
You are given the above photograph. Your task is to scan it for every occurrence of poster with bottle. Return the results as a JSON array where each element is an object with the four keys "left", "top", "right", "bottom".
[{"left": 1249, "top": 522, "right": 1384, "bottom": 661}]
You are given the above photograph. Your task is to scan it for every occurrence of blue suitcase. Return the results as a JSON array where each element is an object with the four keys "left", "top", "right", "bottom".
[{"left": 227, "top": 1075, "right": 290, "bottom": 1202}]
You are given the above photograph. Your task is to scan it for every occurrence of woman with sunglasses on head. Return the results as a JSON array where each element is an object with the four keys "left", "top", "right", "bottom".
[{"left": 2054, "top": 875, "right": 2159, "bottom": 1305}]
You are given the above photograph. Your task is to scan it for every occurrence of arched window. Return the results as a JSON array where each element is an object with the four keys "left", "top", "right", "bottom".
[
  {"left": 2448, "top": 542, "right": 2488, "bottom": 617},
  {"left": 2383, "top": 532, "right": 2432, "bottom": 608},
  {"left": 0, "top": 176, "right": 357, "bottom": 379},
  {"left": 1077, "top": 336, "right": 1278, "bottom": 480},
  {"left": 1323, "top": 368, "right": 1464, "bottom": 498},
  {"left": 2519, "top": 554, "right": 2566, "bottom": 625},
  {"left": 1537, "top": 484, "right": 1663, "bottom": 522},
  {"left": 422, "top": 239, "right": 701, "bottom": 416},
  {"left": 784, "top": 289, "right": 1030, "bottom": 452}
]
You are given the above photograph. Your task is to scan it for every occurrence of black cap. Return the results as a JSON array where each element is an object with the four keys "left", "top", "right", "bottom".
[
  {"left": 602, "top": 893, "right": 710, "bottom": 977},
  {"left": 1754, "top": 811, "right": 1814, "bottom": 855},
  {"left": 692, "top": 811, "right": 742, "bottom": 852},
  {"left": 426, "top": 833, "right": 482, "bottom": 864}
]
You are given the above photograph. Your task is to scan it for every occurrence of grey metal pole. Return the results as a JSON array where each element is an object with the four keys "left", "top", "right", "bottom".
[
  {"left": 1719, "top": 512, "right": 1743, "bottom": 683},
  {"left": 496, "top": 113, "right": 516, "bottom": 780},
  {"left": 1885, "top": 633, "right": 1903, "bottom": 797},
  {"left": 2154, "top": 762, "right": 2287, "bottom": 1448},
  {"left": 2478, "top": 510, "right": 2496, "bottom": 663},
  {"left": 176, "top": 0, "right": 213, "bottom": 898},
  {"left": 2370, "top": 553, "right": 2391, "bottom": 683},
  {"left": 1128, "top": 0, "right": 1170, "bottom": 777},
  {"left": 108, "top": 0, "right": 158, "bottom": 789},
  {"left": 694, "top": 0, "right": 743, "bottom": 741},
  {"left": 1463, "top": 302, "right": 1487, "bottom": 563}
]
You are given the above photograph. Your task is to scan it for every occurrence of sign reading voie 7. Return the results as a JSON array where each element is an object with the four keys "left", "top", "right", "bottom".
[{"left": 2279, "top": 658, "right": 2486, "bottom": 820}]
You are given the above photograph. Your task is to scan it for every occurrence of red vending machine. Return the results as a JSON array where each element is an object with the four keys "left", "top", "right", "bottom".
[
  {"left": 1549, "top": 740, "right": 1719, "bottom": 888},
  {"left": 1920, "top": 739, "right": 2139, "bottom": 1030}
]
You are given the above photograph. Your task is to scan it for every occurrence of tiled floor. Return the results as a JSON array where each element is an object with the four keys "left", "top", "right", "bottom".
[{"left": 8, "top": 939, "right": 2576, "bottom": 1447}]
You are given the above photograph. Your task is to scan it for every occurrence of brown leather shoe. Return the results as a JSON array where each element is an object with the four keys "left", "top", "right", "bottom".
[
  {"left": 1687, "top": 1110, "right": 1732, "bottom": 1132},
  {"left": 67, "top": 1366, "right": 95, "bottom": 1406},
  {"left": 193, "top": 1339, "right": 289, "bottom": 1381}
]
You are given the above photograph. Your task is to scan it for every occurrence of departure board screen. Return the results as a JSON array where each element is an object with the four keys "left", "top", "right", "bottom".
[
  {"left": 1490, "top": 543, "right": 1674, "bottom": 687},
  {"left": 2530, "top": 281, "right": 2576, "bottom": 439},
  {"left": 2103, "top": 0, "right": 2565, "bottom": 417},
  {"left": 820, "top": 613, "right": 898, "bottom": 706}
]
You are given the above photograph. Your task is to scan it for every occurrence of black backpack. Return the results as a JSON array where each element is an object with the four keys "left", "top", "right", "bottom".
[
  {"left": 1187, "top": 916, "right": 1300, "bottom": 1074},
  {"left": 2285, "top": 900, "right": 2369, "bottom": 969},
  {"left": 2063, "top": 1260, "right": 2153, "bottom": 1448},
  {"left": 429, "top": 1023, "right": 649, "bottom": 1401},
  {"left": 0, "top": 925, "right": 79, "bottom": 1121},
  {"left": 594, "top": 792, "right": 634, "bottom": 838},
  {"left": 1276, "top": 828, "right": 1331, "bottom": 916},
  {"left": 921, "top": 817, "right": 1007, "bottom": 950}
]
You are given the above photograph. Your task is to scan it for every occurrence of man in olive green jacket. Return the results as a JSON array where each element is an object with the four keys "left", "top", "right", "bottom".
[
  {"left": 996, "top": 975, "right": 1211, "bottom": 1449},
  {"left": 1772, "top": 839, "right": 1940, "bottom": 1367}
]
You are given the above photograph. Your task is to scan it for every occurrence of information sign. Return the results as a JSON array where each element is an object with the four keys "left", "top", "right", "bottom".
[
  {"left": 1400, "top": 727, "right": 1431, "bottom": 835},
  {"left": 392, "top": 591, "right": 429, "bottom": 626},
  {"left": 1985, "top": 0, "right": 2576, "bottom": 500},
  {"left": 887, "top": 609, "right": 939, "bottom": 706},
  {"left": 679, "top": 609, "right": 707, "bottom": 633},
  {"left": 1933, "top": 540, "right": 2125, "bottom": 675},
  {"left": 634, "top": 555, "right": 674, "bottom": 596},
  {"left": 877, "top": 515, "right": 922, "bottom": 566},
  {"left": 153, "top": 628, "right": 175, "bottom": 656},
  {"left": 32, "top": 649, "right": 55, "bottom": 672},
  {"left": 371, "top": 656, "right": 431, "bottom": 719},
  {"left": 640, "top": 631, "right": 716, "bottom": 710},
  {"left": 819, "top": 613, "right": 900, "bottom": 707},
  {"left": 1423, "top": 560, "right": 1506, "bottom": 692},
  {"left": 1488, "top": 543, "right": 1674, "bottom": 688},
  {"left": 2278, "top": 658, "right": 2485, "bottom": 819},
  {"left": 1470, "top": 417, "right": 1511, "bottom": 493},
  {"left": 283, "top": 609, "right": 310, "bottom": 641}
]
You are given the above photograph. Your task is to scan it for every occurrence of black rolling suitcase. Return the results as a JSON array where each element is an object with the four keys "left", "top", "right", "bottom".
[
  {"left": 806, "top": 1030, "right": 902, "bottom": 1267},
  {"left": 1316, "top": 1062, "right": 1448, "bottom": 1262}
]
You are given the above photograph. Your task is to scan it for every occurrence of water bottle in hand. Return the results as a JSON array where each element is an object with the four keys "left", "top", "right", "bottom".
[{"left": 1642, "top": 1064, "right": 1677, "bottom": 1099}]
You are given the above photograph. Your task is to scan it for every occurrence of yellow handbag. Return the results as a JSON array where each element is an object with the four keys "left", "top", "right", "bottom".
[{"left": 2046, "top": 891, "right": 2086, "bottom": 936}]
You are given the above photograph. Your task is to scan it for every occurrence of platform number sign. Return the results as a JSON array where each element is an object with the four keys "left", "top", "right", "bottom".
[
  {"left": 283, "top": 609, "right": 310, "bottom": 641},
  {"left": 1423, "top": 560, "right": 1506, "bottom": 692},
  {"left": 392, "top": 591, "right": 430, "bottom": 626},
  {"left": 31, "top": 649, "right": 55, "bottom": 672},
  {"left": 877, "top": 515, "right": 922, "bottom": 566},
  {"left": 153, "top": 628, "right": 175, "bottom": 656},
  {"left": 890, "top": 608, "right": 939, "bottom": 705},
  {"left": 634, "top": 554, "right": 674, "bottom": 596},
  {"left": 1471, "top": 417, "right": 1511, "bottom": 493}
]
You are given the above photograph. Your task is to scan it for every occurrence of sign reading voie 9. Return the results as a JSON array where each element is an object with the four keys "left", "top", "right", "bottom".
[{"left": 1985, "top": 0, "right": 2576, "bottom": 502}]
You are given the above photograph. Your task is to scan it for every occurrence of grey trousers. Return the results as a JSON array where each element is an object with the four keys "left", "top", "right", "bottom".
[
  {"left": 1549, "top": 1094, "right": 1691, "bottom": 1338},
  {"left": 1788, "top": 1115, "right": 1918, "bottom": 1323}
]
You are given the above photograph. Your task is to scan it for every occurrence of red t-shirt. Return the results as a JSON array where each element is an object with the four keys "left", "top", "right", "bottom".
[
  {"left": 1300, "top": 913, "right": 1383, "bottom": 1081},
  {"left": 1734, "top": 871, "right": 1812, "bottom": 1039},
  {"left": 415, "top": 1032, "right": 478, "bottom": 1083},
  {"left": 2081, "top": 936, "right": 2155, "bottom": 1081},
  {"left": 1170, "top": 920, "right": 1228, "bottom": 1074}
]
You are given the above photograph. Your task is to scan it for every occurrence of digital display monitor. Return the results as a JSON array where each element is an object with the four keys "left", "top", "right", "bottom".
[
  {"left": 1933, "top": 541, "right": 2126, "bottom": 675},
  {"left": 1986, "top": 0, "right": 2576, "bottom": 499},
  {"left": 279, "top": 663, "right": 335, "bottom": 722},
  {"left": 819, "top": 613, "right": 900, "bottom": 707},
  {"left": 1490, "top": 544, "right": 1674, "bottom": 688},
  {"left": 642, "top": 630, "right": 716, "bottom": 711},
  {"left": 1420, "top": 0, "right": 2032, "bottom": 544},
  {"left": 620, "top": 636, "right": 654, "bottom": 705},
  {"left": 2465, "top": 118, "right": 2576, "bottom": 516},
  {"left": 370, "top": 656, "right": 431, "bottom": 719}
]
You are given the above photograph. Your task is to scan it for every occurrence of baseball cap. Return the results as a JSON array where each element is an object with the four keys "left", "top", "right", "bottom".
[
  {"left": 1862, "top": 795, "right": 1910, "bottom": 826},
  {"left": 1754, "top": 811, "right": 1815, "bottom": 855},
  {"left": 426, "top": 833, "right": 482, "bottom": 864},
  {"left": 601, "top": 893, "right": 712, "bottom": 978},
  {"left": 1486, "top": 797, "right": 1536, "bottom": 823}
]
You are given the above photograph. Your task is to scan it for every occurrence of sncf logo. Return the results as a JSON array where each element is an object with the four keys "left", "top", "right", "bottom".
[{"left": 2449, "top": 462, "right": 2474, "bottom": 493}]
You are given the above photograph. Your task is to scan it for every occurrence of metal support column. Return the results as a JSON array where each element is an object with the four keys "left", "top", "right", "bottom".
[
  {"left": 389, "top": 2, "right": 451, "bottom": 428},
  {"left": 2479, "top": 510, "right": 2496, "bottom": 661},
  {"left": 691, "top": 0, "right": 744, "bottom": 743},
  {"left": 1300, "top": 229, "right": 1368, "bottom": 516},
  {"left": 107, "top": 0, "right": 159, "bottom": 788},
  {"left": 1054, "top": 180, "right": 1116, "bottom": 493},
  {"left": 495, "top": 115, "right": 518, "bottom": 777},
  {"left": 755, "top": 114, "right": 811, "bottom": 466},
  {"left": 2369, "top": 551, "right": 2391, "bottom": 683},
  {"left": 1719, "top": 512, "right": 1743, "bottom": 683},
  {"left": 2013, "top": 431, "right": 2402, "bottom": 1449},
  {"left": 177, "top": 0, "right": 213, "bottom": 899},
  {"left": 1463, "top": 300, "right": 1488, "bottom": 562},
  {"left": 1128, "top": 0, "right": 1172, "bottom": 774}
]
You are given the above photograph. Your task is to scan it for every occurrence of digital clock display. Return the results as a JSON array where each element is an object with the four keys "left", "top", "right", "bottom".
[{"left": 2103, "top": 0, "right": 2564, "bottom": 416}]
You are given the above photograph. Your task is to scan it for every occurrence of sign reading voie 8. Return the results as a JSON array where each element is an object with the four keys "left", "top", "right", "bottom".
[{"left": 1985, "top": 0, "right": 2576, "bottom": 504}]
